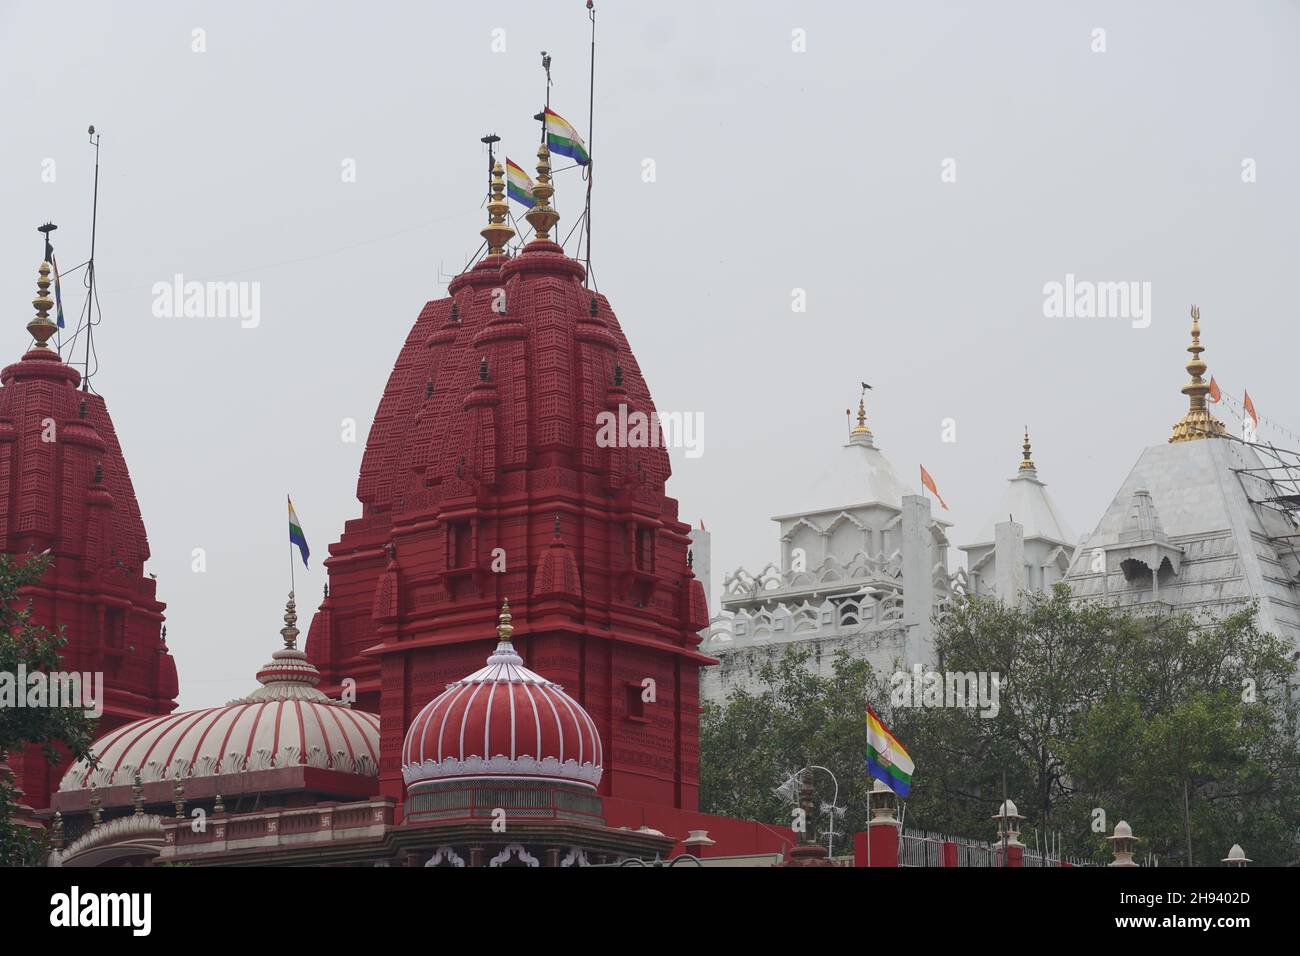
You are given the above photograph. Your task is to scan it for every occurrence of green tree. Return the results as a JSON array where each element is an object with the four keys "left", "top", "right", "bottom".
[
  {"left": 0, "top": 551, "right": 98, "bottom": 866},
  {"left": 700, "top": 646, "right": 889, "bottom": 848},
  {"left": 701, "top": 587, "right": 1300, "bottom": 865}
]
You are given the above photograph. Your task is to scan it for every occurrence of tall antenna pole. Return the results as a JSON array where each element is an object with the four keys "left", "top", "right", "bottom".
[
  {"left": 83, "top": 125, "right": 101, "bottom": 391},
  {"left": 584, "top": 0, "right": 596, "bottom": 281}
]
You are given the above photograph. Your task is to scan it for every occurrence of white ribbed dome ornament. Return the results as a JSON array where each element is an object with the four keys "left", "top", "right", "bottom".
[
  {"left": 239, "top": 592, "right": 331, "bottom": 702},
  {"left": 402, "top": 599, "right": 603, "bottom": 790},
  {"left": 60, "top": 593, "right": 380, "bottom": 791}
]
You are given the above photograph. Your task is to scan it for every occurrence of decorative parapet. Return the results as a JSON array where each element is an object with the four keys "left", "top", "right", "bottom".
[
  {"left": 708, "top": 566, "right": 969, "bottom": 650},
  {"left": 160, "top": 799, "right": 395, "bottom": 861},
  {"left": 722, "top": 550, "right": 905, "bottom": 605}
]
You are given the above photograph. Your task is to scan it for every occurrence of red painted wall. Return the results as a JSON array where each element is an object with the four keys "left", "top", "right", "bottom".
[
  {"left": 0, "top": 349, "right": 177, "bottom": 808},
  {"left": 305, "top": 240, "right": 713, "bottom": 813}
]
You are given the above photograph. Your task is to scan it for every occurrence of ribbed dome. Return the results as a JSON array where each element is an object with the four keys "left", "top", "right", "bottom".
[
  {"left": 402, "top": 600, "right": 603, "bottom": 789},
  {"left": 60, "top": 594, "right": 379, "bottom": 791}
]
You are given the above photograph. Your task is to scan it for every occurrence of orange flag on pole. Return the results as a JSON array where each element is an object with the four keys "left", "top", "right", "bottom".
[
  {"left": 1208, "top": 376, "right": 1221, "bottom": 404},
  {"left": 1243, "top": 389, "right": 1259, "bottom": 428},
  {"left": 919, "top": 465, "right": 949, "bottom": 511}
]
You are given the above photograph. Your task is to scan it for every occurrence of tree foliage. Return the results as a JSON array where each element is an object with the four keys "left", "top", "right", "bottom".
[
  {"left": 700, "top": 586, "right": 1300, "bottom": 865},
  {"left": 0, "top": 552, "right": 98, "bottom": 866}
]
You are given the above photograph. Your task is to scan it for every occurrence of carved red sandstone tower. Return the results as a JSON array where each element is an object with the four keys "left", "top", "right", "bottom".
[
  {"left": 306, "top": 147, "right": 712, "bottom": 811},
  {"left": 1, "top": 255, "right": 178, "bottom": 809}
]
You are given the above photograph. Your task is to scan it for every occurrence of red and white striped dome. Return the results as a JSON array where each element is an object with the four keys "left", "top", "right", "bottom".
[
  {"left": 60, "top": 594, "right": 380, "bottom": 791},
  {"left": 402, "top": 600, "right": 602, "bottom": 790}
]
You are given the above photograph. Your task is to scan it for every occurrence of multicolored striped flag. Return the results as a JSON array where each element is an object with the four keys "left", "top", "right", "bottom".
[
  {"left": 50, "top": 252, "right": 66, "bottom": 329},
  {"left": 288, "top": 496, "right": 310, "bottom": 568},
  {"left": 544, "top": 107, "right": 590, "bottom": 165},
  {"left": 866, "top": 703, "right": 914, "bottom": 798},
  {"left": 506, "top": 158, "right": 535, "bottom": 208},
  {"left": 919, "top": 464, "right": 949, "bottom": 511}
]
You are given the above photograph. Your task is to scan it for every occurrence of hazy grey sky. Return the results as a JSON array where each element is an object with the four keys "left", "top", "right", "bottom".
[{"left": 2, "top": 1, "right": 1297, "bottom": 709}]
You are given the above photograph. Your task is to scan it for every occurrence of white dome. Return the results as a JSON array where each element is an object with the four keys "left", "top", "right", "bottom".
[
  {"left": 60, "top": 593, "right": 379, "bottom": 791},
  {"left": 777, "top": 427, "right": 915, "bottom": 518}
]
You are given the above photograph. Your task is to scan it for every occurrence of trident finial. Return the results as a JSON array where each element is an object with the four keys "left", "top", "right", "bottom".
[{"left": 1170, "top": 304, "right": 1226, "bottom": 443}]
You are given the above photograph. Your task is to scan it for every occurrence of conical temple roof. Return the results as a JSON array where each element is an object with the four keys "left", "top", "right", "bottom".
[
  {"left": 1066, "top": 436, "right": 1300, "bottom": 644},
  {"left": 775, "top": 397, "right": 916, "bottom": 517},
  {"left": 969, "top": 431, "right": 1074, "bottom": 547}
]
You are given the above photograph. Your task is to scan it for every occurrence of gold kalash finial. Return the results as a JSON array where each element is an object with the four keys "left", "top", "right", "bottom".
[
  {"left": 524, "top": 137, "right": 560, "bottom": 243},
  {"left": 28, "top": 259, "right": 58, "bottom": 350},
  {"left": 497, "top": 598, "right": 514, "bottom": 643},
  {"left": 851, "top": 383, "right": 873, "bottom": 437},
  {"left": 1019, "top": 427, "right": 1036, "bottom": 471},
  {"left": 1169, "top": 304, "right": 1227, "bottom": 443},
  {"left": 281, "top": 591, "right": 300, "bottom": 650},
  {"left": 480, "top": 160, "right": 516, "bottom": 256}
]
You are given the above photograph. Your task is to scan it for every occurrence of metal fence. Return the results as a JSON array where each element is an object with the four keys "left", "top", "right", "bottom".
[
  {"left": 894, "top": 828, "right": 1096, "bottom": 867},
  {"left": 898, "top": 831, "right": 945, "bottom": 867}
]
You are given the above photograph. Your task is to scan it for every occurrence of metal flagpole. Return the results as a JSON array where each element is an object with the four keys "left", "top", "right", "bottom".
[
  {"left": 288, "top": 494, "right": 296, "bottom": 597},
  {"left": 865, "top": 779, "right": 872, "bottom": 869},
  {"left": 83, "top": 126, "right": 101, "bottom": 391},
  {"left": 584, "top": 0, "right": 596, "bottom": 280},
  {"left": 1001, "top": 770, "right": 1009, "bottom": 867}
]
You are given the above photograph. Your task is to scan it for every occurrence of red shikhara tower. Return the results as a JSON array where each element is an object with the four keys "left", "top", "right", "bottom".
[
  {"left": 1, "top": 258, "right": 178, "bottom": 809},
  {"left": 306, "top": 146, "right": 712, "bottom": 812}
]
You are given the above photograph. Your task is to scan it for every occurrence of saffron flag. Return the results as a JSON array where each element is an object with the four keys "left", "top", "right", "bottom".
[
  {"left": 866, "top": 704, "right": 914, "bottom": 798},
  {"left": 1243, "top": 389, "right": 1259, "bottom": 442},
  {"left": 288, "top": 496, "right": 310, "bottom": 568},
  {"left": 919, "top": 464, "right": 949, "bottom": 511},
  {"left": 1207, "top": 376, "right": 1221, "bottom": 404},
  {"left": 505, "top": 158, "right": 535, "bottom": 208},
  {"left": 544, "top": 108, "right": 590, "bottom": 165}
]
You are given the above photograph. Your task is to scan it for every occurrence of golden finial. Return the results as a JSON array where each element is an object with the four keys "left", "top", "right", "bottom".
[
  {"left": 1019, "top": 427, "right": 1036, "bottom": 471},
  {"left": 281, "top": 591, "right": 299, "bottom": 650},
  {"left": 497, "top": 598, "right": 514, "bottom": 643},
  {"left": 524, "top": 142, "right": 559, "bottom": 242},
  {"left": 480, "top": 161, "right": 516, "bottom": 256},
  {"left": 27, "top": 260, "right": 58, "bottom": 350},
  {"left": 850, "top": 384, "right": 873, "bottom": 437},
  {"left": 1170, "top": 304, "right": 1227, "bottom": 443}
]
